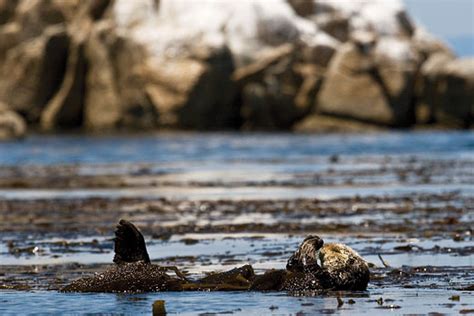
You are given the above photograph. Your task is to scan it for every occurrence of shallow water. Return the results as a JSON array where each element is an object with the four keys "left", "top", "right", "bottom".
[
  {"left": 1, "top": 131, "right": 473, "bottom": 315},
  {"left": 1, "top": 131, "right": 473, "bottom": 165},
  {"left": 2, "top": 288, "right": 473, "bottom": 315},
  {"left": 1, "top": 234, "right": 473, "bottom": 269}
]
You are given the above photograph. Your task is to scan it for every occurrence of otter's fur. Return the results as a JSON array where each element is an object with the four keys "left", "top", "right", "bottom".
[
  {"left": 285, "top": 236, "right": 369, "bottom": 291},
  {"left": 318, "top": 243, "right": 370, "bottom": 291},
  {"left": 61, "top": 261, "right": 184, "bottom": 293},
  {"left": 253, "top": 235, "right": 369, "bottom": 292}
]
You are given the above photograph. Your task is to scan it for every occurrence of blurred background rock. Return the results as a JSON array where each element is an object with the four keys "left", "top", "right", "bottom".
[{"left": 0, "top": 0, "right": 472, "bottom": 139}]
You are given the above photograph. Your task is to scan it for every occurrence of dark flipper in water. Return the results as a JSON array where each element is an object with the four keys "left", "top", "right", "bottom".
[{"left": 113, "top": 219, "right": 151, "bottom": 264}]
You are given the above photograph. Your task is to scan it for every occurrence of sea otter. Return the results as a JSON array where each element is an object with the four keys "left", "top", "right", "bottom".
[
  {"left": 61, "top": 220, "right": 255, "bottom": 292},
  {"left": 62, "top": 220, "right": 369, "bottom": 293},
  {"left": 286, "top": 235, "right": 369, "bottom": 291},
  {"left": 251, "top": 235, "right": 369, "bottom": 292}
]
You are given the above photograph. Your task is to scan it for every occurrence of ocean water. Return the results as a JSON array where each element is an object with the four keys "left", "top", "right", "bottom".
[
  {"left": 1, "top": 131, "right": 473, "bottom": 165},
  {"left": 1, "top": 131, "right": 473, "bottom": 315}
]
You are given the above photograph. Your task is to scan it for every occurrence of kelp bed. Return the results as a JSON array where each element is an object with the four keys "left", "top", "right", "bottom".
[{"left": 1, "top": 132, "right": 473, "bottom": 314}]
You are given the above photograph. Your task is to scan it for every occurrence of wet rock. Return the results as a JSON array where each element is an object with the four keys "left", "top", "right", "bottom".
[
  {"left": 10, "top": 0, "right": 68, "bottom": 38},
  {"left": 145, "top": 46, "right": 238, "bottom": 129},
  {"left": 434, "top": 58, "right": 474, "bottom": 128},
  {"left": 0, "top": 103, "right": 26, "bottom": 140},
  {"left": 314, "top": 12, "right": 350, "bottom": 43},
  {"left": 0, "top": 0, "right": 18, "bottom": 25},
  {"left": 0, "top": 22, "right": 20, "bottom": 63},
  {"left": 83, "top": 21, "right": 158, "bottom": 130},
  {"left": 237, "top": 44, "right": 329, "bottom": 130},
  {"left": 416, "top": 53, "right": 454, "bottom": 124},
  {"left": 317, "top": 36, "right": 420, "bottom": 127},
  {"left": 40, "top": 40, "right": 86, "bottom": 129},
  {"left": 287, "top": 0, "right": 314, "bottom": 17},
  {"left": 81, "top": 21, "right": 121, "bottom": 130},
  {"left": 417, "top": 54, "right": 474, "bottom": 128},
  {"left": 0, "top": 25, "right": 69, "bottom": 123}
]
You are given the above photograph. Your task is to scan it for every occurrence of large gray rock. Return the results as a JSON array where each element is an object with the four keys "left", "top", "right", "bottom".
[
  {"left": 146, "top": 46, "right": 238, "bottom": 129},
  {"left": 0, "top": 0, "right": 18, "bottom": 25},
  {"left": 0, "top": 25, "right": 69, "bottom": 123},
  {"left": 418, "top": 57, "right": 474, "bottom": 128},
  {"left": 317, "top": 36, "right": 420, "bottom": 127},
  {"left": 235, "top": 44, "right": 324, "bottom": 129},
  {"left": 436, "top": 58, "right": 473, "bottom": 127},
  {"left": 416, "top": 53, "right": 453, "bottom": 124},
  {"left": 82, "top": 21, "right": 122, "bottom": 130},
  {"left": 83, "top": 21, "right": 157, "bottom": 130}
]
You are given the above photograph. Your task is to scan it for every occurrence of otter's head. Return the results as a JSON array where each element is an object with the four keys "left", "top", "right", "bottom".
[{"left": 286, "top": 235, "right": 324, "bottom": 272}]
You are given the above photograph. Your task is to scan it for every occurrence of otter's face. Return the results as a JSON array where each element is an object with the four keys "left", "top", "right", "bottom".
[{"left": 286, "top": 235, "right": 324, "bottom": 272}]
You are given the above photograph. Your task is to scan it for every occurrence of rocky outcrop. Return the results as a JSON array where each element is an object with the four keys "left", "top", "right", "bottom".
[
  {"left": 0, "top": 0, "right": 471, "bottom": 133},
  {"left": 113, "top": 0, "right": 336, "bottom": 130}
]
